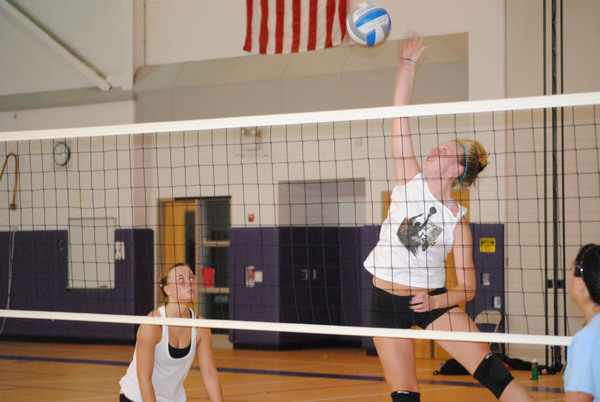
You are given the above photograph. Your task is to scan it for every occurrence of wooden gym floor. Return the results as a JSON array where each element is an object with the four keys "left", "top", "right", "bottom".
[{"left": 0, "top": 337, "right": 565, "bottom": 401}]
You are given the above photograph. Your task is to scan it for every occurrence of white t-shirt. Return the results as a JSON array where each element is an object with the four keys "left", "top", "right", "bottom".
[
  {"left": 364, "top": 173, "right": 466, "bottom": 288},
  {"left": 119, "top": 305, "right": 197, "bottom": 402}
]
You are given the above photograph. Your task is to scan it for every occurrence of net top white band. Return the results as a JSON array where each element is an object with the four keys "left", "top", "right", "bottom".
[
  {"left": 0, "top": 309, "right": 573, "bottom": 347},
  {"left": 1, "top": 91, "right": 599, "bottom": 142}
]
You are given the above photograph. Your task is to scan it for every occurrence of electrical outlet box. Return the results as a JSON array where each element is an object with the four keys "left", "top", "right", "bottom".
[{"left": 493, "top": 295, "right": 502, "bottom": 309}]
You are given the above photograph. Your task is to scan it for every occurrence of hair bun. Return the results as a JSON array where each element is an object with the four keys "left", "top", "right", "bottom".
[{"left": 476, "top": 161, "right": 484, "bottom": 173}]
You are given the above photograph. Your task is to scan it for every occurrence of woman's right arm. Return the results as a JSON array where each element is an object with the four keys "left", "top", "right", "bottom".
[
  {"left": 392, "top": 36, "right": 426, "bottom": 184},
  {"left": 136, "top": 323, "right": 161, "bottom": 402}
]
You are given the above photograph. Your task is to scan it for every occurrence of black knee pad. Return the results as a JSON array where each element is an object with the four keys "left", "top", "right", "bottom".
[
  {"left": 391, "top": 390, "right": 420, "bottom": 401},
  {"left": 473, "top": 353, "right": 514, "bottom": 399}
]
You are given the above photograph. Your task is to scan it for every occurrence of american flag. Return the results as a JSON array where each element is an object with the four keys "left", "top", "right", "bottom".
[{"left": 243, "top": 0, "right": 348, "bottom": 54}]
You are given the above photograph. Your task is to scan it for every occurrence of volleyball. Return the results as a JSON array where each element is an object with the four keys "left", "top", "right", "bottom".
[{"left": 346, "top": 2, "right": 391, "bottom": 47}]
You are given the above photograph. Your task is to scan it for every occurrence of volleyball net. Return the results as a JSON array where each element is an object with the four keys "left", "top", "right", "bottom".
[{"left": 0, "top": 92, "right": 599, "bottom": 361}]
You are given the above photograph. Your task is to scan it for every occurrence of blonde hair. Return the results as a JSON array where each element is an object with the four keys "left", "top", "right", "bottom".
[{"left": 453, "top": 138, "right": 489, "bottom": 189}]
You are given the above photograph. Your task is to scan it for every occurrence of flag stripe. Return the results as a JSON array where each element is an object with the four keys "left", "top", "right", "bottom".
[
  {"left": 292, "top": 0, "right": 301, "bottom": 53},
  {"left": 243, "top": 0, "right": 254, "bottom": 52},
  {"left": 275, "top": 0, "right": 285, "bottom": 53},
  {"left": 259, "top": 0, "right": 270, "bottom": 54},
  {"left": 338, "top": 0, "right": 347, "bottom": 40},
  {"left": 244, "top": 0, "right": 347, "bottom": 54},
  {"left": 325, "top": 0, "right": 335, "bottom": 48},
  {"left": 307, "top": 0, "right": 318, "bottom": 51}
]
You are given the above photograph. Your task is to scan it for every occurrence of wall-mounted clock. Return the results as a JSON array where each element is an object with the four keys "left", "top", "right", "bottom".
[{"left": 53, "top": 141, "right": 71, "bottom": 166}]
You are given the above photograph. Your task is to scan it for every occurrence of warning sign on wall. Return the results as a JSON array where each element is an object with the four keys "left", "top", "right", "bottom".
[{"left": 480, "top": 238, "right": 496, "bottom": 253}]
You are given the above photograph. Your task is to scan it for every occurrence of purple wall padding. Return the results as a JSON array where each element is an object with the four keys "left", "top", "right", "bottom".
[
  {"left": 466, "top": 223, "right": 506, "bottom": 337},
  {"left": 228, "top": 227, "right": 281, "bottom": 346},
  {"left": 227, "top": 223, "right": 505, "bottom": 350},
  {"left": 229, "top": 226, "right": 365, "bottom": 348},
  {"left": 0, "top": 229, "right": 153, "bottom": 342}
]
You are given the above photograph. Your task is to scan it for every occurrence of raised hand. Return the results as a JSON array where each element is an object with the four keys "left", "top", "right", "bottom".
[{"left": 400, "top": 35, "right": 427, "bottom": 64}]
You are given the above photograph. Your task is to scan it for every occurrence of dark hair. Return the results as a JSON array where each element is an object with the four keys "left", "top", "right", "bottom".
[{"left": 574, "top": 244, "right": 600, "bottom": 305}]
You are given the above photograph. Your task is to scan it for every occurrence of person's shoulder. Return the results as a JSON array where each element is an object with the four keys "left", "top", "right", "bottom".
[
  {"left": 147, "top": 308, "right": 162, "bottom": 318},
  {"left": 590, "top": 312, "right": 600, "bottom": 326},
  {"left": 192, "top": 311, "right": 210, "bottom": 323},
  {"left": 572, "top": 318, "right": 600, "bottom": 346},
  {"left": 457, "top": 203, "right": 469, "bottom": 220},
  {"left": 195, "top": 318, "right": 213, "bottom": 344},
  {"left": 137, "top": 308, "right": 162, "bottom": 337},
  {"left": 585, "top": 314, "right": 600, "bottom": 340},
  {"left": 137, "top": 323, "right": 162, "bottom": 346}
]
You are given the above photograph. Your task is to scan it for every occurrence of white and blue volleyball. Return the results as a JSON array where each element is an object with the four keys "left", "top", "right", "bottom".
[{"left": 346, "top": 2, "right": 391, "bottom": 47}]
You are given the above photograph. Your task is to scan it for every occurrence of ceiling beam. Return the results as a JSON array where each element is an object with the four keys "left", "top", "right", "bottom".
[{"left": 0, "top": 0, "right": 111, "bottom": 91}]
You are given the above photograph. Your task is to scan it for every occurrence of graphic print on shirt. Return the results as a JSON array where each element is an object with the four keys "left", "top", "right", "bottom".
[{"left": 397, "top": 206, "right": 443, "bottom": 256}]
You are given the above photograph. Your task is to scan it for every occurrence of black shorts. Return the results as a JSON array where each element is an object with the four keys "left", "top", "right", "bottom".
[
  {"left": 119, "top": 393, "right": 133, "bottom": 402},
  {"left": 370, "top": 284, "right": 458, "bottom": 329}
]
